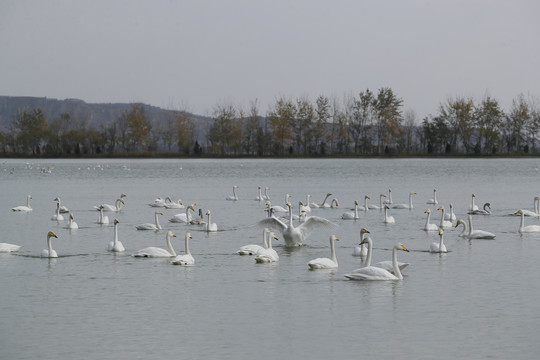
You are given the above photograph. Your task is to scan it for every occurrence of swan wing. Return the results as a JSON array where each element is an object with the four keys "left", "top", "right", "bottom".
[
  {"left": 171, "top": 254, "right": 195, "bottom": 265},
  {"left": 136, "top": 223, "right": 158, "bottom": 230},
  {"left": 258, "top": 216, "right": 288, "bottom": 234},
  {"left": 345, "top": 266, "right": 398, "bottom": 281},
  {"left": 374, "top": 261, "right": 409, "bottom": 274},
  {"left": 297, "top": 216, "right": 336, "bottom": 238},
  {"left": 0, "top": 243, "right": 22, "bottom": 252},
  {"left": 169, "top": 214, "right": 188, "bottom": 223},
  {"left": 308, "top": 258, "right": 338, "bottom": 269},
  {"left": 237, "top": 244, "right": 265, "bottom": 255},
  {"left": 132, "top": 247, "right": 172, "bottom": 257}
]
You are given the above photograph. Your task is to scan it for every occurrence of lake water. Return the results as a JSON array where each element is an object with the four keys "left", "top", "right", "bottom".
[{"left": 1, "top": 158, "right": 539, "bottom": 360}]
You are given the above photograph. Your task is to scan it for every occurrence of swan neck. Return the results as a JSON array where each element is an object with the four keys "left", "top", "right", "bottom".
[
  {"left": 409, "top": 193, "right": 413, "bottom": 207},
  {"left": 364, "top": 236, "right": 372, "bottom": 267},
  {"left": 322, "top": 194, "right": 331, "bottom": 206},
  {"left": 354, "top": 204, "right": 359, "bottom": 218},
  {"left": 262, "top": 230, "right": 268, "bottom": 249},
  {"left": 47, "top": 235, "right": 53, "bottom": 254},
  {"left": 439, "top": 234, "right": 444, "bottom": 249},
  {"left": 520, "top": 211, "right": 525, "bottom": 230},
  {"left": 468, "top": 216, "right": 474, "bottom": 235},
  {"left": 186, "top": 207, "right": 192, "bottom": 221},
  {"left": 116, "top": 199, "right": 123, "bottom": 210},
  {"left": 330, "top": 237, "right": 337, "bottom": 264},
  {"left": 392, "top": 246, "right": 403, "bottom": 279},
  {"left": 289, "top": 205, "right": 293, "bottom": 223},
  {"left": 166, "top": 233, "right": 176, "bottom": 256},
  {"left": 185, "top": 235, "right": 190, "bottom": 255},
  {"left": 364, "top": 197, "right": 369, "bottom": 211},
  {"left": 27, "top": 196, "right": 31, "bottom": 208},
  {"left": 425, "top": 212, "right": 431, "bottom": 227},
  {"left": 155, "top": 212, "right": 161, "bottom": 229},
  {"left": 114, "top": 222, "right": 118, "bottom": 245}
]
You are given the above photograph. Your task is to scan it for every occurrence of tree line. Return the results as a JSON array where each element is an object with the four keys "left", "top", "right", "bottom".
[{"left": 1, "top": 88, "right": 539, "bottom": 157}]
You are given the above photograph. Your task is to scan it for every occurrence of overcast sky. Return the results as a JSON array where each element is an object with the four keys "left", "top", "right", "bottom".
[{"left": 1, "top": 0, "right": 539, "bottom": 120}]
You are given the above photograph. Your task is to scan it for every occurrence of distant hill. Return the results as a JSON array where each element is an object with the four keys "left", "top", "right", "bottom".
[{"left": 0, "top": 96, "right": 210, "bottom": 142}]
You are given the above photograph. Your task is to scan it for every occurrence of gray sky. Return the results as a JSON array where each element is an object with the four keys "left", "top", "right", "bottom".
[{"left": 1, "top": 0, "right": 539, "bottom": 120}]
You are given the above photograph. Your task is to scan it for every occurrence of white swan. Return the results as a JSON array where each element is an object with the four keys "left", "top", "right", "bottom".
[
  {"left": 368, "top": 193, "right": 386, "bottom": 210},
  {"left": 358, "top": 195, "right": 371, "bottom": 211},
  {"left": 300, "top": 195, "right": 312, "bottom": 213},
  {"left": 238, "top": 228, "right": 269, "bottom": 255},
  {"left": 427, "top": 188, "right": 438, "bottom": 204},
  {"left": 392, "top": 192, "right": 416, "bottom": 209},
  {"left": 108, "top": 219, "right": 125, "bottom": 252},
  {"left": 41, "top": 231, "right": 59, "bottom": 258},
  {"left": 171, "top": 233, "right": 195, "bottom": 265},
  {"left": 163, "top": 198, "right": 184, "bottom": 209},
  {"left": 352, "top": 228, "right": 369, "bottom": 257},
  {"left": 345, "top": 242, "right": 409, "bottom": 281},
  {"left": 455, "top": 219, "right": 468, "bottom": 237},
  {"left": 132, "top": 231, "right": 177, "bottom": 257},
  {"left": 311, "top": 193, "right": 332, "bottom": 208},
  {"left": 189, "top": 209, "right": 206, "bottom": 225},
  {"left": 259, "top": 202, "right": 335, "bottom": 247},
  {"left": 169, "top": 204, "right": 195, "bottom": 223},
  {"left": 0, "top": 242, "right": 21, "bottom": 252},
  {"left": 437, "top": 206, "right": 453, "bottom": 229},
  {"left": 342, "top": 200, "right": 359, "bottom": 220},
  {"left": 51, "top": 201, "right": 64, "bottom": 221},
  {"left": 383, "top": 205, "right": 395, "bottom": 224},
  {"left": 205, "top": 210, "right": 218, "bottom": 232},
  {"left": 444, "top": 203, "right": 457, "bottom": 221},
  {"left": 149, "top": 197, "right": 166, "bottom": 207},
  {"left": 469, "top": 203, "right": 491, "bottom": 215},
  {"left": 135, "top": 211, "right": 163, "bottom": 230},
  {"left": 516, "top": 210, "right": 540, "bottom": 233},
  {"left": 254, "top": 231, "right": 279, "bottom": 263},
  {"left": 263, "top": 187, "right": 271, "bottom": 200},
  {"left": 464, "top": 214, "right": 496, "bottom": 239},
  {"left": 469, "top": 193, "right": 479, "bottom": 211},
  {"left": 430, "top": 229, "right": 447, "bottom": 253},
  {"left": 255, "top": 186, "right": 264, "bottom": 201},
  {"left": 383, "top": 188, "right": 393, "bottom": 205},
  {"left": 424, "top": 209, "right": 439, "bottom": 231},
  {"left": 53, "top": 196, "right": 70, "bottom": 213},
  {"left": 12, "top": 195, "right": 32, "bottom": 212},
  {"left": 329, "top": 198, "right": 339, "bottom": 208},
  {"left": 308, "top": 235, "right": 339, "bottom": 269},
  {"left": 97, "top": 205, "right": 109, "bottom": 224},
  {"left": 226, "top": 185, "right": 239, "bottom": 201},
  {"left": 514, "top": 197, "right": 540, "bottom": 217},
  {"left": 352, "top": 233, "right": 409, "bottom": 273},
  {"left": 96, "top": 198, "right": 125, "bottom": 212},
  {"left": 65, "top": 213, "right": 78, "bottom": 229}
]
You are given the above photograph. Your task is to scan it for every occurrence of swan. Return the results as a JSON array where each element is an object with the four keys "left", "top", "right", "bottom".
[
  {"left": 12, "top": 195, "right": 32, "bottom": 212},
  {"left": 163, "top": 198, "right": 184, "bottom": 209},
  {"left": 226, "top": 185, "right": 239, "bottom": 201},
  {"left": 424, "top": 209, "right": 439, "bottom": 231},
  {"left": 383, "top": 205, "right": 395, "bottom": 224},
  {"left": 308, "top": 235, "right": 339, "bottom": 269},
  {"left": 205, "top": 210, "right": 218, "bottom": 232},
  {"left": 463, "top": 214, "right": 496, "bottom": 239},
  {"left": 53, "top": 196, "right": 70, "bottom": 213},
  {"left": 383, "top": 188, "right": 393, "bottom": 205},
  {"left": 352, "top": 228, "right": 369, "bottom": 256},
  {"left": 263, "top": 187, "right": 271, "bottom": 200},
  {"left": 132, "top": 231, "right": 177, "bottom": 257},
  {"left": 108, "top": 219, "right": 125, "bottom": 252},
  {"left": 444, "top": 203, "right": 457, "bottom": 221},
  {"left": 469, "top": 193, "right": 479, "bottom": 211},
  {"left": 169, "top": 204, "right": 195, "bottom": 223},
  {"left": 40, "top": 231, "right": 59, "bottom": 258},
  {"left": 392, "top": 192, "right": 416, "bottom": 209},
  {"left": 97, "top": 205, "right": 109, "bottom": 224},
  {"left": 311, "top": 193, "right": 332, "bottom": 208},
  {"left": 344, "top": 243, "right": 409, "bottom": 281},
  {"left": 171, "top": 233, "right": 195, "bottom": 265},
  {"left": 427, "top": 188, "right": 438, "bottom": 204},
  {"left": 65, "top": 213, "right": 78, "bottom": 229},
  {"left": 358, "top": 195, "right": 371, "bottom": 211},
  {"left": 342, "top": 200, "right": 359, "bottom": 220},
  {"left": 149, "top": 197, "right": 166, "bottom": 207},
  {"left": 352, "top": 233, "right": 409, "bottom": 273},
  {"left": 437, "top": 206, "right": 453, "bottom": 228},
  {"left": 514, "top": 197, "right": 540, "bottom": 217},
  {"left": 255, "top": 186, "right": 264, "bottom": 201},
  {"left": 455, "top": 219, "right": 468, "bottom": 237},
  {"left": 51, "top": 201, "right": 64, "bottom": 221},
  {"left": 96, "top": 198, "right": 124, "bottom": 212},
  {"left": 516, "top": 210, "right": 540, "bottom": 233},
  {"left": 238, "top": 228, "right": 269, "bottom": 255},
  {"left": 259, "top": 202, "right": 335, "bottom": 247},
  {"left": 254, "top": 231, "right": 279, "bottom": 263},
  {"left": 329, "top": 198, "right": 339, "bottom": 208},
  {"left": 469, "top": 203, "right": 491, "bottom": 215},
  {"left": 189, "top": 209, "right": 206, "bottom": 225},
  {"left": 136, "top": 211, "right": 163, "bottom": 230},
  {"left": 430, "top": 229, "right": 448, "bottom": 253},
  {"left": 0, "top": 242, "right": 21, "bottom": 252},
  {"left": 300, "top": 195, "right": 312, "bottom": 213}
]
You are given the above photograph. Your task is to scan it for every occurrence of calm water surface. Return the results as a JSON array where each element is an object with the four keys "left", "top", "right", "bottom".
[{"left": 1, "top": 158, "right": 539, "bottom": 360}]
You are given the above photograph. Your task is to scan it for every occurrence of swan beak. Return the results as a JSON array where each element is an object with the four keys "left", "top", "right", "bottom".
[
  {"left": 354, "top": 201, "right": 358, "bottom": 205},
  {"left": 401, "top": 245, "right": 409, "bottom": 252},
  {"left": 51, "top": 231, "right": 58, "bottom": 238},
  {"left": 121, "top": 193, "right": 127, "bottom": 198},
  {"left": 171, "top": 232, "right": 176, "bottom": 237},
  {"left": 437, "top": 206, "right": 443, "bottom": 210},
  {"left": 114, "top": 219, "right": 119, "bottom": 224},
  {"left": 381, "top": 194, "right": 386, "bottom": 198},
  {"left": 157, "top": 211, "right": 163, "bottom": 215},
  {"left": 120, "top": 199, "right": 125, "bottom": 204}
]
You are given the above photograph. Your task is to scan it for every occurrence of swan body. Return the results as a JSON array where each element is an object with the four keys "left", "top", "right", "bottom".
[
  {"left": 12, "top": 195, "right": 32, "bottom": 212},
  {"left": 438, "top": 206, "right": 453, "bottom": 228},
  {"left": 259, "top": 202, "right": 335, "bottom": 247},
  {"left": 136, "top": 211, "right": 163, "bottom": 230},
  {"left": 392, "top": 192, "right": 416, "bottom": 209},
  {"left": 383, "top": 205, "right": 395, "bottom": 224},
  {"left": 51, "top": 201, "right": 64, "bottom": 221},
  {"left": 171, "top": 233, "right": 195, "bottom": 265},
  {"left": 430, "top": 229, "right": 448, "bottom": 253},
  {"left": 169, "top": 204, "right": 195, "bottom": 223},
  {"left": 424, "top": 209, "right": 439, "bottom": 231},
  {"left": 427, "top": 188, "right": 438, "bottom": 204},
  {"left": 516, "top": 210, "right": 540, "bottom": 233},
  {"left": 352, "top": 228, "right": 370, "bottom": 257},
  {"left": 300, "top": 195, "right": 312, "bottom": 213},
  {"left": 254, "top": 231, "right": 279, "bottom": 263},
  {"left": 469, "top": 193, "right": 479, "bottom": 211},
  {"left": 205, "top": 210, "right": 218, "bottom": 232},
  {"left": 0, "top": 243, "right": 21, "bottom": 252},
  {"left": 132, "top": 231, "right": 177, "bottom": 257},
  {"left": 65, "top": 213, "right": 78, "bottom": 229},
  {"left": 460, "top": 215, "right": 496, "bottom": 239},
  {"left": 345, "top": 243, "right": 409, "bottom": 281},
  {"left": 238, "top": 228, "right": 269, "bottom": 255},
  {"left": 342, "top": 200, "right": 359, "bottom": 220},
  {"left": 308, "top": 235, "right": 339, "bottom": 269},
  {"left": 226, "top": 185, "right": 239, "bottom": 201},
  {"left": 444, "top": 203, "right": 457, "bottom": 221},
  {"left": 40, "top": 231, "right": 58, "bottom": 258},
  {"left": 469, "top": 203, "right": 491, "bottom": 215},
  {"left": 311, "top": 193, "right": 332, "bottom": 208},
  {"left": 97, "top": 205, "right": 109, "bottom": 224},
  {"left": 149, "top": 197, "right": 166, "bottom": 207},
  {"left": 108, "top": 219, "right": 125, "bottom": 252},
  {"left": 163, "top": 198, "right": 184, "bottom": 209},
  {"left": 96, "top": 198, "right": 125, "bottom": 212},
  {"left": 189, "top": 209, "right": 206, "bottom": 225}
]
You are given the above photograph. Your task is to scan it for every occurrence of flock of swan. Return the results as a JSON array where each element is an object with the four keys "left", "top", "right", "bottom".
[{"left": 2, "top": 185, "right": 539, "bottom": 281}]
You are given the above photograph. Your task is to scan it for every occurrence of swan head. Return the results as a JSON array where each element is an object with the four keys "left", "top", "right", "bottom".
[
  {"left": 70, "top": 214, "right": 74, "bottom": 220},
  {"left": 156, "top": 211, "right": 163, "bottom": 215},
  {"left": 455, "top": 219, "right": 464, "bottom": 227},
  {"left": 439, "top": 229, "right": 444, "bottom": 236},
  {"left": 360, "top": 228, "right": 370, "bottom": 235},
  {"left": 299, "top": 201, "right": 304, "bottom": 206},
  {"left": 484, "top": 203, "right": 491, "bottom": 209},
  {"left": 189, "top": 204, "right": 195, "bottom": 211},
  {"left": 330, "top": 235, "right": 339, "bottom": 242},
  {"left": 185, "top": 232, "right": 192, "bottom": 240},
  {"left": 53, "top": 197, "right": 60, "bottom": 202},
  {"left": 425, "top": 209, "right": 431, "bottom": 214},
  {"left": 472, "top": 193, "right": 476, "bottom": 198},
  {"left": 449, "top": 203, "right": 453, "bottom": 208},
  {"left": 380, "top": 194, "right": 386, "bottom": 198},
  {"left": 396, "top": 243, "right": 409, "bottom": 252},
  {"left": 515, "top": 210, "right": 523, "bottom": 215},
  {"left": 168, "top": 231, "right": 176, "bottom": 238},
  {"left": 354, "top": 200, "right": 359, "bottom": 205},
  {"left": 28, "top": 195, "right": 33, "bottom": 199},
  {"left": 385, "top": 205, "right": 390, "bottom": 209},
  {"left": 206, "top": 210, "right": 211, "bottom": 216},
  {"left": 286, "top": 202, "right": 292, "bottom": 209},
  {"left": 119, "top": 199, "right": 125, "bottom": 205},
  {"left": 388, "top": 188, "right": 392, "bottom": 192},
  {"left": 365, "top": 195, "right": 370, "bottom": 200},
  {"left": 47, "top": 231, "right": 58, "bottom": 239},
  {"left": 121, "top": 193, "right": 127, "bottom": 198},
  {"left": 114, "top": 219, "right": 119, "bottom": 225},
  {"left": 437, "top": 206, "right": 444, "bottom": 211},
  {"left": 411, "top": 192, "right": 416, "bottom": 195}
]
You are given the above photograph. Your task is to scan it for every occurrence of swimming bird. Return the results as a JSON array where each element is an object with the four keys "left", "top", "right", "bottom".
[
  {"left": 368, "top": 193, "right": 386, "bottom": 210},
  {"left": 132, "top": 231, "right": 177, "bottom": 257},
  {"left": 383, "top": 205, "right": 395, "bottom": 224},
  {"left": 344, "top": 243, "right": 409, "bottom": 281},
  {"left": 263, "top": 187, "right": 271, "bottom": 200},
  {"left": 97, "top": 205, "right": 109, "bottom": 224},
  {"left": 170, "top": 233, "right": 195, "bottom": 265},
  {"left": 163, "top": 198, "right": 184, "bottom": 209},
  {"left": 226, "top": 185, "right": 239, "bottom": 201},
  {"left": 254, "top": 231, "right": 279, "bottom": 263},
  {"left": 341, "top": 200, "right": 359, "bottom": 220},
  {"left": 12, "top": 195, "right": 32, "bottom": 212},
  {"left": 427, "top": 188, "right": 438, "bottom": 204},
  {"left": 516, "top": 210, "right": 540, "bottom": 233},
  {"left": 383, "top": 188, "right": 393, "bottom": 205},
  {"left": 51, "top": 201, "right": 64, "bottom": 221},
  {"left": 41, "top": 231, "right": 59, "bottom": 258},
  {"left": 169, "top": 204, "right": 196, "bottom": 223},
  {"left": 189, "top": 209, "right": 206, "bottom": 225},
  {"left": 437, "top": 206, "right": 453, "bottom": 228},
  {"left": 392, "top": 192, "right": 416, "bottom": 209},
  {"left": 308, "top": 235, "right": 339, "bottom": 269},
  {"left": 469, "top": 203, "right": 491, "bottom": 215},
  {"left": 237, "top": 228, "right": 269, "bottom": 255},
  {"left": 136, "top": 211, "right": 163, "bottom": 230},
  {"left": 444, "top": 203, "right": 457, "bottom": 222},
  {"left": 65, "top": 213, "right": 78, "bottom": 229},
  {"left": 0, "top": 242, "right": 21, "bottom": 252},
  {"left": 352, "top": 233, "right": 409, "bottom": 274},
  {"left": 96, "top": 198, "right": 125, "bottom": 212},
  {"left": 469, "top": 193, "right": 479, "bottom": 211},
  {"left": 310, "top": 193, "right": 332, "bottom": 208},
  {"left": 423, "top": 209, "right": 439, "bottom": 231},
  {"left": 205, "top": 210, "right": 218, "bottom": 232},
  {"left": 429, "top": 229, "right": 447, "bottom": 253},
  {"left": 352, "top": 228, "right": 369, "bottom": 256},
  {"left": 513, "top": 197, "right": 539, "bottom": 217},
  {"left": 456, "top": 215, "right": 496, "bottom": 239},
  {"left": 255, "top": 186, "right": 264, "bottom": 201},
  {"left": 53, "top": 197, "right": 70, "bottom": 213},
  {"left": 108, "top": 219, "right": 125, "bottom": 252},
  {"left": 300, "top": 195, "right": 312, "bottom": 213}
]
